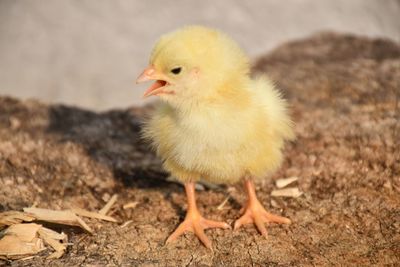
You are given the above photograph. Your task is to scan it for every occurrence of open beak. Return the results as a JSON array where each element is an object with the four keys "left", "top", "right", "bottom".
[{"left": 136, "top": 66, "right": 173, "bottom": 98}]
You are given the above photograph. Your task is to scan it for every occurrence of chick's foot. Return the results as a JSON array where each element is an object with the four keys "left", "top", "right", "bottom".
[
  {"left": 166, "top": 182, "right": 230, "bottom": 250},
  {"left": 166, "top": 209, "right": 230, "bottom": 249},
  {"left": 234, "top": 179, "right": 291, "bottom": 237}
]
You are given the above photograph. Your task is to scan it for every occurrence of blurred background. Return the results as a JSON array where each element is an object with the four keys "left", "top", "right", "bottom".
[{"left": 0, "top": 0, "right": 399, "bottom": 110}]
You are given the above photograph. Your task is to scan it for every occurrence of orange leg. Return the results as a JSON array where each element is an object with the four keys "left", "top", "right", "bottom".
[
  {"left": 166, "top": 182, "right": 230, "bottom": 249},
  {"left": 234, "top": 179, "right": 291, "bottom": 237}
]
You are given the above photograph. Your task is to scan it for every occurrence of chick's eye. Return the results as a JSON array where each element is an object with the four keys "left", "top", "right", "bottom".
[{"left": 171, "top": 67, "right": 182, "bottom": 75}]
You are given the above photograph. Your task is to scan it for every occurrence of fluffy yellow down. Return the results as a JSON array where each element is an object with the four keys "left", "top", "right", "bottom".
[{"left": 142, "top": 26, "right": 294, "bottom": 184}]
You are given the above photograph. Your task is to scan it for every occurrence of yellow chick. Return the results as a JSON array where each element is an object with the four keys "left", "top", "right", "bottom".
[{"left": 137, "top": 26, "right": 294, "bottom": 249}]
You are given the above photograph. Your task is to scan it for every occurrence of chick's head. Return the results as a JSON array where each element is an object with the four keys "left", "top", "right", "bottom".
[{"left": 137, "top": 26, "right": 250, "bottom": 106}]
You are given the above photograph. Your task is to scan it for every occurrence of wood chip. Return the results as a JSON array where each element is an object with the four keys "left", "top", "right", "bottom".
[
  {"left": 38, "top": 227, "right": 67, "bottom": 259},
  {"left": 271, "top": 187, "right": 303, "bottom": 198},
  {"left": 99, "top": 194, "right": 118, "bottom": 215},
  {"left": 71, "top": 208, "right": 117, "bottom": 222},
  {"left": 0, "top": 211, "right": 35, "bottom": 229},
  {"left": 270, "top": 199, "right": 280, "bottom": 208},
  {"left": 0, "top": 223, "right": 45, "bottom": 259},
  {"left": 275, "top": 177, "right": 299, "bottom": 188},
  {"left": 194, "top": 183, "right": 205, "bottom": 191},
  {"left": 120, "top": 220, "right": 133, "bottom": 228},
  {"left": 4, "top": 223, "right": 42, "bottom": 242},
  {"left": 123, "top": 202, "right": 138, "bottom": 210},
  {"left": 37, "top": 226, "right": 67, "bottom": 241},
  {"left": 23, "top": 207, "right": 93, "bottom": 233},
  {"left": 0, "top": 236, "right": 45, "bottom": 259},
  {"left": 17, "top": 255, "right": 35, "bottom": 261},
  {"left": 217, "top": 196, "right": 230, "bottom": 210},
  {"left": 75, "top": 216, "right": 93, "bottom": 234},
  {"left": 47, "top": 250, "right": 65, "bottom": 260},
  {"left": 23, "top": 207, "right": 77, "bottom": 224},
  {"left": 39, "top": 229, "right": 67, "bottom": 255}
]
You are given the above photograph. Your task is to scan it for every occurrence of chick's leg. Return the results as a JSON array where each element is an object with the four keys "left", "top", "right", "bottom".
[
  {"left": 166, "top": 182, "right": 230, "bottom": 249},
  {"left": 234, "top": 179, "right": 291, "bottom": 237}
]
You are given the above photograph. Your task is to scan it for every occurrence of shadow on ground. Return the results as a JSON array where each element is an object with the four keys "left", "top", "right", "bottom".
[{"left": 46, "top": 104, "right": 170, "bottom": 189}]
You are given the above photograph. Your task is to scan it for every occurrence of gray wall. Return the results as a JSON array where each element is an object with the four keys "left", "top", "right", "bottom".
[{"left": 1, "top": 0, "right": 399, "bottom": 110}]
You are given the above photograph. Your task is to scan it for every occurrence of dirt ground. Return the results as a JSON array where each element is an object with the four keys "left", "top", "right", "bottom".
[{"left": 0, "top": 32, "right": 399, "bottom": 266}]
